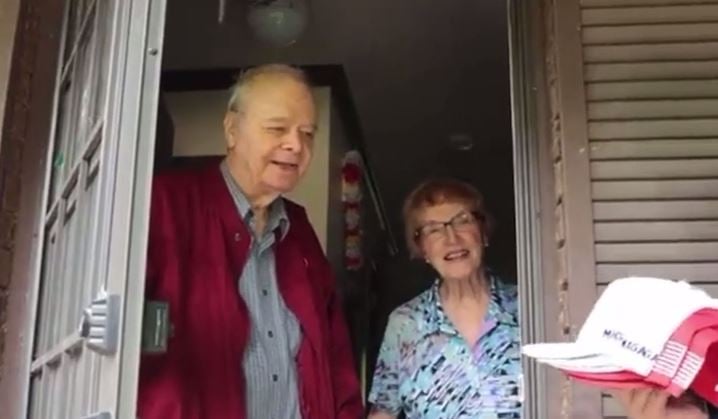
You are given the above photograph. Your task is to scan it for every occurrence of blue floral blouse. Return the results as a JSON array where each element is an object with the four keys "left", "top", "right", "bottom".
[{"left": 368, "top": 274, "right": 522, "bottom": 419}]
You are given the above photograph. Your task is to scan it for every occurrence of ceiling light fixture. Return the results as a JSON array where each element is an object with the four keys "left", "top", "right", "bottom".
[{"left": 246, "top": 0, "right": 309, "bottom": 47}]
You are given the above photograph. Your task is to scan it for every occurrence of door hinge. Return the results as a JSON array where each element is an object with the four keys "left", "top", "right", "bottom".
[
  {"left": 79, "top": 289, "right": 120, "bottom": 355},
  {"left": 81, "top": 411, "right": 112, "bottom": 419}
]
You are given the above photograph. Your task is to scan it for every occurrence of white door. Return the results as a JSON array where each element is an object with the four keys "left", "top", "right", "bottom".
[{"left": 26, "top": 0, "right": 166, "bottom": 417}]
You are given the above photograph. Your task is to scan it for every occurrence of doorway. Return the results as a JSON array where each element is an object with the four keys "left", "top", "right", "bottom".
[
  {"left": 4, "top": 0, "right": 549, "bottom": 418},
  {"left": 161, "top": 0, "right": 515, "bottom": 388},
  {"left": 152, "top": 0, "right": 542, "bottom": 417}
]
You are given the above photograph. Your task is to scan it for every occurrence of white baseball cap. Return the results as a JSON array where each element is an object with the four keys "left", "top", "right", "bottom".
[{"left": 522, "top": 277, "right": 718, "bottom": 376}]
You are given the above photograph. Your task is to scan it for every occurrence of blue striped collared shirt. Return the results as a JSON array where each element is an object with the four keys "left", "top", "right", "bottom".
[{"left": 221, "top": 161, "right": 302, "bottom": 419}]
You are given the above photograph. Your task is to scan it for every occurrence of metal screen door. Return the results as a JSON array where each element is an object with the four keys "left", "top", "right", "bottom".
[{"left": 26, "top": 0, "right": 166, "bottom": 417}]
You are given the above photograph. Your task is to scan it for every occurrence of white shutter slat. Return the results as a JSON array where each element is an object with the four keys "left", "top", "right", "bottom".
[
  {"left": 592, "top": 179, "right": 718, "bottom": 200},
  {"left": 583, "top": 23, "right": 718, "bottom": 45},
  {"left": 595, "top": 220, "right": 718, "bottom": 241},
  {"left": 582, "top": 0, "right": 718, "bottom": 6},
  {"left": 595, "top": 242, "right": 718, "bottom": 262},
  {"left": 597, "top": 280, "right": 718, "bottom": 295},
  {"left": 585, "top": 61, "right": 718, "bottom": 82},
  {"left": 593, "top": 200, "right": 718, "bottom": 221},
  {"left": 588, "top": 99, "right": 718, "bottom": 120},
  {"left": 590, "top": 139, "right": 718, "bottom": 160},
  {"left": 590, "top": 159, "right": 718, "bottom": 179},
  {"left": 597, "top": 263, "right": 718, "bottom": 283},
  {"left": 582, "top": 5, "right": 718, "bottom": 26},
  {"left": 588, "top": 118, "right": 718, "bottom": 139},
  {"left": 585, "top": 42, "right": 718, "bottom": 63},
  {"left": 587, "top": 79, "right": 718, "bottom": 100}
]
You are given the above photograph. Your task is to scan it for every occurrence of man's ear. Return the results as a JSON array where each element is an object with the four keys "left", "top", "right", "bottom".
[{"left": 223, "top": 112, "right": 237, "bottom": 150}]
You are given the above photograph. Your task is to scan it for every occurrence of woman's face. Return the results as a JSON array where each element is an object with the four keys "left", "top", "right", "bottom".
[{"left": 416, "top": 201, "right": 485, "bottom": 282}]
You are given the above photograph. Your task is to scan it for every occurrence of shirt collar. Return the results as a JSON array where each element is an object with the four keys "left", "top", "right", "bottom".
[
  {"left": 220, "top": 160, "right": 290, "bottom": 240},
  {"left": 420, "top": 272, "right": 518, "bottom": 339}
]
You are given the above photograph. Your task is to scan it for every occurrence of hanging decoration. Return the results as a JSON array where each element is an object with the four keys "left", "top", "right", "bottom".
[{"left": 342, "top": 151, "right": 364, "bottom": 271}]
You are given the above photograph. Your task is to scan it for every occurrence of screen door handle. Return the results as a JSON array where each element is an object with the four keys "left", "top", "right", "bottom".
[{"left": 78, "top": 289, "right": 120, "bottom": 355}]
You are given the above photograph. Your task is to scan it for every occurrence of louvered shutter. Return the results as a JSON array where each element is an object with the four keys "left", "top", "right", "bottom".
[{"left": 576, "top": 1, "right": 718, "bottom": 417}]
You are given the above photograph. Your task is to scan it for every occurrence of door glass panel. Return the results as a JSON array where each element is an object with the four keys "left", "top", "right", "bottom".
[
  {"left": 32, "top": 0, "right": 109, "bottom": 412},
  {"left": 27, "top": 0, "right": 166, "bottom": 416}
]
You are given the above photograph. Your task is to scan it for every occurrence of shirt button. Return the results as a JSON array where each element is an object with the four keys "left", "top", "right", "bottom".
[
  {"left": 234, "top": 232, "right": 241, "bottom": 242},
  {"left": 268, "top": 330, "right": 274, "bottom": 338},
  {"left": 262, "top": 289, "right": 268, "bottom": 296},
  {"left": 272, "top": 374, "right": 278, "bottom": 382}
]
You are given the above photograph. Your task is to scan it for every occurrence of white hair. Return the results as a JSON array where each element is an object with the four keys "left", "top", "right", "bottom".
[{"left": 227, "top": 64, "right": 309, "bottom": 112}]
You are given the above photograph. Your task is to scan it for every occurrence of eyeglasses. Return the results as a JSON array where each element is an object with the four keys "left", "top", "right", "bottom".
[{"left": 415, "top": 211, "right": 482, "bottom": 241}]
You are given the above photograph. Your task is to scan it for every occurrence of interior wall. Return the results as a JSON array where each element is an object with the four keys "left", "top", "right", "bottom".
[
  {"left": 161, "top": 0, "right": 517, "bottom": 280},
  {"left": 165, "top": 90, "right": 226, "bottom": 157},
  {"left": 164, "top": 87, "right": 332, "bottom": 252},
  {"left": 286, "top": 88, "right": 331, "bottom": 251}
]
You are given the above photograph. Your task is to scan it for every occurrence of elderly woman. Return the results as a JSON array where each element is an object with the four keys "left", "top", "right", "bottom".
[{"left": 368, "top": 178, "right": 522, "bottom": 419}]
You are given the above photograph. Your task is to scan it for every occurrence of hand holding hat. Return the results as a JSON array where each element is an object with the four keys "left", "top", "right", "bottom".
[
  {"left": 521, "top": 277, "right": 718, "bottom": 409},
  {"left": 613, "top": 389, "right": 708, "bottom": 419}
]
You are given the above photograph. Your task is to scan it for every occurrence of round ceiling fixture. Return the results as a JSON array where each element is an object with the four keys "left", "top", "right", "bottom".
[{"left": 247, "top": 0, "right": 309, "bottom": 47}]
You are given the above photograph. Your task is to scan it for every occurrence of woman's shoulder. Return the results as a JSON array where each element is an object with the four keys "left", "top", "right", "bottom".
[
  {"left": 389, "top": 286, "right": 435, "bottom": 320},
  {"left": 384, "top": 287, "right": 436, "bottom": 338},
  {"left": 486, "top": 273, "right": 521, "bottom": 328},
  {"left": 490, "top": 273, "right": 519, "bottom": 309}
]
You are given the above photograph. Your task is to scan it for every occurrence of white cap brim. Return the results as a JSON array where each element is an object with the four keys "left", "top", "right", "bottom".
[
  {"left": 522, "top": 343, "right": 626, "bottom": 373},
  {"left": 522, "top": 342, "right": 599, "bottom": 360},
  {"left": 539, "top": 357, "right": 625, "bottom": 373}
]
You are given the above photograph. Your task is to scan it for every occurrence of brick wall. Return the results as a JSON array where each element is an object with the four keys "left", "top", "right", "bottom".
[
  {"left": 0, "top": 0, "right": 21, "bottom": 152},
  {"left": 0, "top": 1, "right": 63, "bottom": 412},
  {"left": 0, "top": 0, "right": 39, "bottom": 382},
  {"left": 542, "top": 0, "right": 574, "bottom": 417}
]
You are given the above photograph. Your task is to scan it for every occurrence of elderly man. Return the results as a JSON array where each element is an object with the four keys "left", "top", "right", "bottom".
[{"left": 137, "top": 64, "right": 363, "bottom": 419}]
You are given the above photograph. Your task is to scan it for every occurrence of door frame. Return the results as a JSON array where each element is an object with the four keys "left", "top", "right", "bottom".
[
  {"left": 507, "top": 0, "right": 564, "bottom": 418},
  {"left": 0, "top": 0, "right": 562, "bottom": 417}
]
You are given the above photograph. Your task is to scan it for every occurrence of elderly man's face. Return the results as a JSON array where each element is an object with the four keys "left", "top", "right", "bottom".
[{"left": 224, "top": 75, "right": 317, "bottom": 196}]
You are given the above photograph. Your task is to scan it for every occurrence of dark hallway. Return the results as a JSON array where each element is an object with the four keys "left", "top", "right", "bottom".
[{"left": 158, "top": 0, "right": 516, "bottom": 397}]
